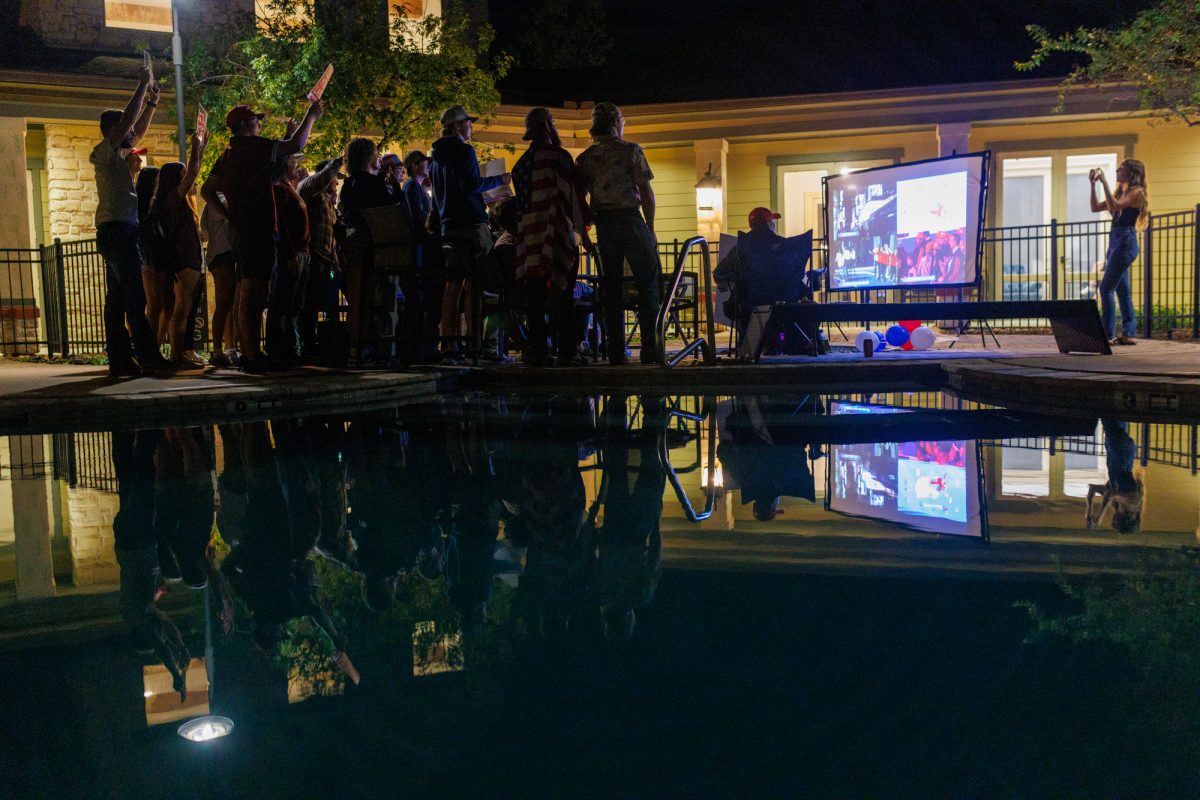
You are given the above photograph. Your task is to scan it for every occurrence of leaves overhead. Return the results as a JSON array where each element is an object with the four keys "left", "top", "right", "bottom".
[
  {"left": 1017, "top": 0, "right": 1200, "bottom": 127},
  {"left": 184, "top": 0, "right": 511, "bottom": 175}
]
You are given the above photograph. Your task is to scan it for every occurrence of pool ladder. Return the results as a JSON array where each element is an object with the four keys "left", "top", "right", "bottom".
[{"left": 655, "top": 236, "right": 718, "bottom": 368}]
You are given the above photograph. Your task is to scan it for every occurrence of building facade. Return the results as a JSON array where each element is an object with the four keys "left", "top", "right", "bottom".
[{"left": 2, "top": 0, "right": 1198, "bottom": 348}]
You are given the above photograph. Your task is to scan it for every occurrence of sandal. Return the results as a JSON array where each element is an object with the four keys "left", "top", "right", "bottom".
[{"left": 1113, "top": 336, "right": 1138, "bottom": 346}]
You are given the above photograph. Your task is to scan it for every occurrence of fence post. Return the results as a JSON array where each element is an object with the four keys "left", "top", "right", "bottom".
[
  {"left": 53, "top": 238, "right": 69, "bottom": 358},
  {"left": 1192, "top": 204, "right": 1199, "bottom": 340},
  {"left": 1142, "top": 214, "right": 1153, "bottom": 339},
  {"left": 1049, "top": 218, "right": 1059, "bottom": 300}
]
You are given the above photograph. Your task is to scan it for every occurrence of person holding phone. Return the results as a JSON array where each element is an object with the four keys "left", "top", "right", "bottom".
[{"left": 1089, "top": 160, "right": 1148, "bottom": 346}]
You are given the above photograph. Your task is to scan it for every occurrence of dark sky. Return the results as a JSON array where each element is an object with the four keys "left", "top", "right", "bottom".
[{"left": 489, "top": 0, "right": 1159, "bottom": 105}]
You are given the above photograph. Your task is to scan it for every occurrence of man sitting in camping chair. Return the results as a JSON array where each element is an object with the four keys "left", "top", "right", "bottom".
[{"left": 714, "top": 207, "right": 815, "bottom": 359}]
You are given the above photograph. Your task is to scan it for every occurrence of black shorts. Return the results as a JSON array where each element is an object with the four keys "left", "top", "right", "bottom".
[
  {"left": 440, "top": 223, "right": 492, "bottom": 280},
  {"left": 233, "top": 230, "right": 277, "bottom": 282}
]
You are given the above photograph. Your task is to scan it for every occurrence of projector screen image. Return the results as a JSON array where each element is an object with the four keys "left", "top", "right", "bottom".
[
  {"left": 827, "top": 402, "right": 983, "bottom": 537},
  {"left": 825, "top": 152, "right": 988, "bottom": 292}
]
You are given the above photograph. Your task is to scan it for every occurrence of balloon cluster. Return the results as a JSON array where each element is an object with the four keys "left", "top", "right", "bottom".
[{"left": 854, "top": 320, "right": 937, "bottom": 353}]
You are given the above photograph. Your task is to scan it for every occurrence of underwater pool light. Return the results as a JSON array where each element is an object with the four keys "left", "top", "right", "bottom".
[{"left": 177, "top": 715, "right": 234, "bottom": 742}]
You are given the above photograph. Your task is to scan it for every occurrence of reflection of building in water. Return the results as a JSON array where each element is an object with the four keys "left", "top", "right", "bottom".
[{"left": 143, "top": 658, "right": 209, "bottom": 725}]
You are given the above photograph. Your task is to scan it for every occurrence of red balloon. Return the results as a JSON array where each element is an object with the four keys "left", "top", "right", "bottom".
[
  {"left": 901, "top": 341, "right": 914, "bottom": 351},
  {"left": 899, "top": 319, "right": 922, "bottom": 332}
]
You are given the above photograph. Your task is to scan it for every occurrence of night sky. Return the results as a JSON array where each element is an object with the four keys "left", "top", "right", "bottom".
[{"left": 490, "top": 0, "right": 1160, "bottom": 104}]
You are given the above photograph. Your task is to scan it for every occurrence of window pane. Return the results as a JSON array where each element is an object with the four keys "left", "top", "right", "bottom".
[{"left": 105, "top": 0, "right": 171, "bottom": 32}]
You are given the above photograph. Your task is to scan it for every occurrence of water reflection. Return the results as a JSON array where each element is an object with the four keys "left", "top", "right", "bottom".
[{"left": 3, "top": 394, "right": 1200, "bottom": 795}]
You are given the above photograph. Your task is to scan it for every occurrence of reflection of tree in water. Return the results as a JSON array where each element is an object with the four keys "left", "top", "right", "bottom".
[
  {"left": 1019, "top": 552, "right": 1200, "bottom": 733},
  {"left": 265, "top": 558, "right": 519, "bottom": 699}
]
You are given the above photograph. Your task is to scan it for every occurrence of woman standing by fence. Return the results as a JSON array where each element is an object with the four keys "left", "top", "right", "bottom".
[{"left": 1090, "top": 159, "right": 1148, "bottom": 346}]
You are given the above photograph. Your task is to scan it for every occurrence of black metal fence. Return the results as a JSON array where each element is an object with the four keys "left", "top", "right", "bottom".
[{"left": 3, "top": 208, "right": 1198, "bottom": 356}]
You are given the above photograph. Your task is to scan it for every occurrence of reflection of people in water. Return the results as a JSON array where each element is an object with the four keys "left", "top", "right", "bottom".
[
  {"left": 221, "top": 421, "right": 360, "bottom": 684},
  {"left": 504, "top": 398, "right": 592, "bottom": 637},
  {"left": 717, "top": 396, "right": 820, "bottom": 521},
  {"left": 594, "top": 395, "right": 667, "bottom": 640},
  {"left": 1086, "top": 418, "right": 1145, "bottom": 535},
  {"left": 347, "top": 410, "right": 444, "bottom": 612},
  {"left": 113, "top": 429, "right": 191, "bottom": 700},
  {"left": 153, "top": 427, "right": 219, "bottom": 589}
]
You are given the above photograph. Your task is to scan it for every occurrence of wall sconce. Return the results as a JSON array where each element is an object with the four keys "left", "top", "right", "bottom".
[{"left": 695, "top": 162, "right": 722, "bottom": 213}]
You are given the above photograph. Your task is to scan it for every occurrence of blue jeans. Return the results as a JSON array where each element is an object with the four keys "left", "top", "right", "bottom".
[
  {"left": 97, "top": 222, "right": 159, "bottom": 366},
  {"left": 1100, "top": 226, "right": 1138, "bottom": 339}
]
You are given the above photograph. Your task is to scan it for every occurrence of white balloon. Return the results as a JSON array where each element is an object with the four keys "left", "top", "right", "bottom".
[{"left": 910, "top": 326, "right": 937, "bottom": 350}]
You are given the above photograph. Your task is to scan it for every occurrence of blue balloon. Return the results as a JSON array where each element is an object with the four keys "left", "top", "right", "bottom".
[
  {"left": 885, "top": 325, "right": 910, "bottom": 347},
  {"left": 873, "top": 331, "right": 888, "bottom": 351}
]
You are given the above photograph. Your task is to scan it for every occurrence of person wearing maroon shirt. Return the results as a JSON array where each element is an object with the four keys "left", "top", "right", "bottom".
[
  {"left": 266, "top": 155, "right": 311, "bottom": 365},
  {"left": 201, "top": 99, "right": 324, "bottom": 372}
]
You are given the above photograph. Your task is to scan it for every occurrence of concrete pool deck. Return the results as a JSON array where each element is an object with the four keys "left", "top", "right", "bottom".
[{"left": 1, "top": 334, "right": 1197, "bottom": 431}]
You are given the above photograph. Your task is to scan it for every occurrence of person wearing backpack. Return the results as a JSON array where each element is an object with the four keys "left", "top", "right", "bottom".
[{"left": 147, "top": 130, "right": 209, "bottom": 369}]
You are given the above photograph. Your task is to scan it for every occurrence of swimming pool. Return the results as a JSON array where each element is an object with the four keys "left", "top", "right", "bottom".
[{"left": 1, "top": 390, "right": 1197, "bottom": 797}]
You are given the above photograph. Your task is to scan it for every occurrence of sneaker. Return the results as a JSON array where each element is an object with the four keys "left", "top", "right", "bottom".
[
  {"left": 108, "top": 362, "right": 140, "bottom": 378},
  {"left": 180, "top": 350, "right": 208, "bottom": 367},
  {"left": 209, "top": 350, "right": 232, "bottom": 369},
  {"left": 170, "top": 358, "right": 205, "bottom": 371},
  {"left": 1113, "top": 336, "right": 1138, "bottom": 346}
]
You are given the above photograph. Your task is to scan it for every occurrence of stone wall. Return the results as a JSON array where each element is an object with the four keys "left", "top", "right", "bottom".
[{"left": 67, "top": 485, "right": 120, "bottom": 588}]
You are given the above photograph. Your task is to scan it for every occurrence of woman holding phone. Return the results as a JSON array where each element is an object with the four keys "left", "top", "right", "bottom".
[{"left": 1089, "top": 159, "right": 1148, "bottom": 346}]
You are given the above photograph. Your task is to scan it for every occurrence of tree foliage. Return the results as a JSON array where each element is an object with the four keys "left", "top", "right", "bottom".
[
  {"left": 184, "top": 0, "right": 511, "bottom": 175},
  {"left": 515, "top": 0, "right": 611, "bottom": 69},
  {"left": 1017, "top": 0, "right": 1200, "bottom": 127}
]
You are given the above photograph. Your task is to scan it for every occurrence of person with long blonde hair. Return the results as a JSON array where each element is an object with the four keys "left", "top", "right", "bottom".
[{"left": 1089, "top": 158, "right": 1148, "bottom": 346}]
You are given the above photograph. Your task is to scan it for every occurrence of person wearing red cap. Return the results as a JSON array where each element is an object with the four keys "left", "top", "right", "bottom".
[
  {"left": 713, "top": 206, "right": 812, "bottom": 356},
  {"left": 92, "top": 62, "right": 169, "bottom": 377},
  {"left": 201, "top": 98, "right": 324, "bottom": 372}
]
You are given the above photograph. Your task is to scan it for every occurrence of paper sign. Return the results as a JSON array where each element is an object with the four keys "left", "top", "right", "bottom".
[
  {"left": 196, "top": 106, "right": 208, "bottom": 135},
  {"left": 481, "top": 158, "right": 513, "bottom": 205},
  {"left": 143, "top": 49, "right": 153, "bottom": 73},
  {"left": 307, "top": 64, "right": 333, "bottom": 103}
]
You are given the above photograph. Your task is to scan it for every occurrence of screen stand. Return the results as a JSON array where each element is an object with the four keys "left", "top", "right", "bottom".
[{"left": 949, "top": 318, "right": 1002, "bottom": 349}]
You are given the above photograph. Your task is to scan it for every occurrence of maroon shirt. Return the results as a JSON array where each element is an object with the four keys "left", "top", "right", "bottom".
[{"left": 205, "top": 136, "right": 280, "bottom": 233}]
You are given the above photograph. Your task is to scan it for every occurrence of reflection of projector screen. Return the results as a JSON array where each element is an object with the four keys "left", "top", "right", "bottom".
[
  {"left": 827, "top": 402, "right": 983, "bottom": 537},
  {"left": 825, "top": 152, "right": 988, "bottom": 292}
]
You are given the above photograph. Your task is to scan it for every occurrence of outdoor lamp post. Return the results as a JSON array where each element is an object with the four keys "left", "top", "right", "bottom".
[
  {"left": 695, "top": 163, "right": 722, "bottom": 213},
  {"left": 171, "top": 0, "right": 187, "bottom": 162}
]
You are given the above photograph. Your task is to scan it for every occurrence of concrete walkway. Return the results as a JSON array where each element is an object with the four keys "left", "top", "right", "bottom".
[
  {"left": 1, "top": 335, "right": 1197, "bottom": 431},
  {"left": 0, "top": 361, "right": 460, "bottom": 432}
]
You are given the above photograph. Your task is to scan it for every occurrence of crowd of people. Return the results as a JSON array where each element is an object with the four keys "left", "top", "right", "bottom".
[{"left": 94, "top": 67, "right": 664, "bottom": 377}]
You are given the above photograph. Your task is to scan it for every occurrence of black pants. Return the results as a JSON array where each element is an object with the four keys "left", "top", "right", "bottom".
[
  {"left": 297, "top": 253, "right": 339, "bottom": 356},
  {"left": 97, "top": 222, "right": 158, "bottom": 367},
  {"left": 266, "top": 253, "right": 309, "bottom": 360},
  {"left": 524, "top": 279, "right": 576, "bottom": 362},
  {"left": 594, "top": 209, "right": 661, "bottom": 360}
]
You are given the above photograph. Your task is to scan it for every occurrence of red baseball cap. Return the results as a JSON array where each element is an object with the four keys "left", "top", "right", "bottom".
[
  {"left": 128, "top": 147, "right": 148, "bottom": 156},
  {"left": 225, "top": 104, "right": 266, "bottom": 131},
  {"left": 748, "top": 207, "right": 781, "bottom": 228}
]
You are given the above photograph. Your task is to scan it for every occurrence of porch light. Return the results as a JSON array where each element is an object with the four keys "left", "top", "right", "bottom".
[
  {"left": 177, "top": 715, "right": 234, "bottom": 742},
  {"left": 695, "top": 163, "right": 721, "bottom": 212}
]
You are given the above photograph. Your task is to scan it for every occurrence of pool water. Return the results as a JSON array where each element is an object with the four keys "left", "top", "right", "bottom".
[{"left": 1, "top": 391, "right": 1198, "bottom": 798}]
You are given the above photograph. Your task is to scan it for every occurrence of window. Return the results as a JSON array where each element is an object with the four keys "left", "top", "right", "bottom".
[
  {"left": 1001, "top": 444, "right": 1049, "bottom": 497},
  {"left": 998, "top": 150, "right": 1120, "bottom": 300},
  {"left": 389, "top": 0, "right": 442, "bottom": 23},
  {"left": 104, "top": 0, "right": 172, "bottom": 33},
  {"left": 775, "top": 158, "right": 892, "bottom": 237}
]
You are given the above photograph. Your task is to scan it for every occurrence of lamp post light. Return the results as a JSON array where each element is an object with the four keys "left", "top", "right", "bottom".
[
  {"left": 695, "top": 162, "right": 722, "bottom": 213},
  {"left": 171, "top": 0, "right": 187, "bottom": 162}
]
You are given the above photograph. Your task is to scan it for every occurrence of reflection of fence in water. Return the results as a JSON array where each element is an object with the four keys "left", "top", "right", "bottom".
[{"left": 992, "top": 421, "right": 1198, "bottom": 474}]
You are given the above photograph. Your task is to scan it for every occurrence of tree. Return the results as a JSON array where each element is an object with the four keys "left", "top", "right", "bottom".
[
  {"left": 514, "top": 0, "right": 612, "bottom": 70},
  {"left": 1017, "top": 0, "right": 1200, "bottom": 127},
  {"left": 184, "top": 0, "right": 511, "bottom": 174}
]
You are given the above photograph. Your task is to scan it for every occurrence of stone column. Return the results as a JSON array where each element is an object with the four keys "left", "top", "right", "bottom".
[
  {"left": 936, "top": 123, "right": 971, "bottom": 157},
  {"left": 693, "top": 138, "right": 728, "bottom": 242},
  {"left": 9, "top": 435, "right": 56, "bottom": 600},
  {"left": 0, "top": 118, "right": 41, "bottom": 355}
]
